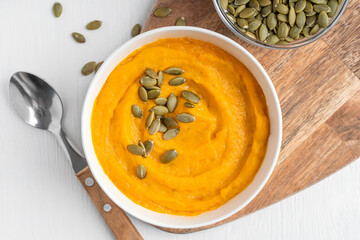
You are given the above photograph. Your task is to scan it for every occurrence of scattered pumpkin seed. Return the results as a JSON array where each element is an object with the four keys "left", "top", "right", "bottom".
[
  {"left": 86, "top": 20, "right": 102, "bottom": 30},
  {"left": 159, "top": 123, "right": 167, "bottom": 133},
  {"left": 163, "top": 128, "right": 180, "bottom": 140},
  {"left": 127, "top": 144, "right": 144, "bottom": 156},
  {"left": 140, "top": 76, "right": 157, "bottom": 87},
  {"left": 184, "top": 102, "right": 195, "bottom": 108},
  {"left": 161, "top": 149, "right": 177, "bottom": 164},
  {"left": 138, "top": 86, "right": 148, "bottom": 102},
  {"left": 182, "top": 90, "right": 200, "bottom": 104},
  {"left": 167, "top": 93, "right": 178, "bottom": 112},
  {"left": 145, "top": 67, "right": 158, "bottom": 79},
  {"left": 162, "top": 117, "right": 178, "bottom": 128},
  {"left": 95, "top": 61, "right": 103, "bottom": 73},
  {"left": 147, "top": 89, "right": 161, "bottom": 99},
  {"left": 143, "top": 140, "right": 154, "bottom": 156},
  {"left": 131, "top": 24, "right": 141, "bottom": 37},
  {"left": 136, "top": 165, "right": 147, "bottom": 179},
  {"left": 145, "top": 111, "right": 155, "bottom": 129},
  {"left": 175, "top": 17, "right": 186, "bottom": 26},
  {"left": 131, "top": 105, "right": 143, "bottom": 118},
  {"left": 169, "top": 77, "right": 186, "bottom": 86},
  {"left": 176, "top": 113, "right": 195, "bottom": 123},
  {"left": 155, "top": 97, "right": 167, "bottom": 106},
  {"left": 72, "top": 32, "right": 86, "bottom": 43},
  {"left": 81, "top": 61, "right": 96, "bottom": 75},
  {"left": 154, "top": 7, "right": 172, "bottom": 17},
  {"left": 53, "top": 2, "right": 62, "bottom": 18},
  {"left": 151, "top": 106, "right": 169, "bottom": 116},
  {"left": 165, "top": 67, "right": 184, "bottom": 75},
  {"left": 149, "top": 117, "right": 161, "bottom": 135}
]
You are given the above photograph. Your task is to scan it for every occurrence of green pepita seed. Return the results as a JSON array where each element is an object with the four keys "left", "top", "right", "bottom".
[
  {"left": 176, "top": 113, "right": 195, "bottom": 123},
  {"left": 246, "top": 31, "right": 257, "bottom": 39},
  {"left": 138, "top": 140, "right": 146, "bottom": 155},
  {"left": 145, "top": 111, "right": 155, "bottom": 129},
  {"left": 267, "top": 12, "right": 277, "bottom": 30},
  {"left": 259, "top": 0, "right": 272, "bottom": 6},
  {"left": 163, "top": 128, "right": 180, "bottom": 140},
  {"left": 237, "top": 18, "right": 249, "bottom": 28},
  {"left": 127, "top": 144, "right": 144, "bottom": 156},
  {"left": 143, "top": 140, "right": 154, "bottom": 156},
  {"left": 306, "top": 15, "right": 317, "bottom": 26},
  {"left": 175, "top": 17, "right": 186, "bottom": 26},
  {"left": 304, "top": 1, "right": 313, "bottom": 12},
  {"left": 228, "top": 5, "right": 236, "bottom": 14},
  {"left": 306, "top": 10, "right": 317, "bottom": 16},
  {"left": 155, "top": 97, "right": 167, "bottom": 106},
  {"left": 220, "top": 0, "right": 228, "bottom": 9},
  {"left": 256, "top": 14, "right": 263, "bottom": 21},
  {"left": 145, "top": 86, "right": 161, "bottom": 91},
  {"left": 95, "top": 61, "right": 103, "bottom": 73},
  {"left": 328, "top": 0, "right": 338, "bottom": 17},
  {"left": 289, "top": 25, "right": 302, "bottom": 38},
  {"left": 157, "top": 71, "right": 164, "bottom": 87},
  {"left": 310, "top": 24, "right": 320, "bottom": 35},
  {"left": 169, "top": 77, "right": 186, "bottom": 86},
  {"left": 131, "top": 105, "right": 143, "bottom": 118},
  {"left": 140, "top": 76, "right": 157, "bottom": 87},
  {"left": 277, "top": 13, "right": 288, "bottom": 22},
  {"left": 138, "top": 86, "right": 148, "bottom": 102},
  {"left": 235, "top": 0, "right": 250, "bottom": 5},
  {"left": 302, "top": 26, "right": 311, "bottom": 37},
  {"left": 295, "top": 0, "right": 306, "bottom": 12},
  {"left": 72, "top": 32, "right": 86, "bottom": 43},
  {"left": 227, "top": 13, "right": 237, "bottom": 22},
  {"left": 249, "top": 0, "right": 261, "bottom": 11},
  {"left": 184, "top": 102, "right": 195, "bottom": 108},
  {"left": 167, "top": 93, "right": 178, "bottom": 113},
  {"left": 278, "top": 22, "right": 289, "bottom": 40},
  {"left": 136, "top": 165, "right": 147, "bottom": 179},
  {"left": 248, "top": 19, "right": 262, "bottom": 31},
  {"left": 53, "top": 2, "right": 62, "bottom": 18},
  {"left": 146, "top": 68, "right": 158, "bottom": 79},
  {"left": 296, "top": 11, "right": 306, "bottom": 28},
  {"left": 289, "top": 7, "right": 296, "bottom": 26},
  {"left": 318, "top": 10, "right": 329, "bottom": 28},
  {"left": 313, "top": 4, "right": 331, "bottom": 12},
  {"left": 151, "top": 106, "right": 169, "bottom": 116},
  {"left": 165, "top": 67, "right": 184, "bottom": 75},
  {"left": 131, "top": 24, "right": 141, "bottom": 37},
  {"left": 277, "top": 40, "right": 289, "bottom": 44},
  {"left": 309, "top": 0, "right": 327, "bottom": 4},
  {"left": 162, "top": 117, "right": 178, "bottom": 128},
  {"left": 259, "top": 24, "right": 268, "bottom": 41},
  {"left": 161, "top": 149, "right": 177, "bottom": 164},
  {"left": 239, "top": 8, "right": 257, "bottom": 18},
  {"left": 147, "top": 89, "right": 161, "bottom": 99},
  {"left": 266, "top": 34, "right": 280, "bottom": 44},
  {"left": 159, "top": 123, "right": 167, "bottom": 133},
  {"left": 81, "top": 61, "right": 96, "bottom": 75},
  {"left": 149, "top": 117, "right": 161, "bottom": 135},
  {"left": 276, "top": 3, "right": 289, "bottom": 14},
  {"left": 181, "top": 90, "right": 200, "bottom": 104},
  {"left": 154, "top": 7, "right": 172, "bottom": 17},
  {"left": 261, "top": 5, "right": 272, "bottom": 16},
  {"left": 273, "top": 0, "right": 280, "bottom": 12},
  {"left": 234, "top": 5, "right": 246, "bottom": 17},
  {"left": 86, "top": 20, "right": 102, "bottom": 30}
]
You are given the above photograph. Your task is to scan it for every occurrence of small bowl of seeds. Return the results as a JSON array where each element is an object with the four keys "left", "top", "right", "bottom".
[{"left": 213, "top": 0, "right": 348, "bottom": 48}]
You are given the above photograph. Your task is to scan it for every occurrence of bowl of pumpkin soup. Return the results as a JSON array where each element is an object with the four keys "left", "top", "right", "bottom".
[{"left": 82, "top": 26, "right": 282, "bottom": 228}]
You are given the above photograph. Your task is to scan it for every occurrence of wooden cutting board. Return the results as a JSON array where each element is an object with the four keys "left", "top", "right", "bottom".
[{"left": 142, "top": 0, "right": 360, "bottom": 234}]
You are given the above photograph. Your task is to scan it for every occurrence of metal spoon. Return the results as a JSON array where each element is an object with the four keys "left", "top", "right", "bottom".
[{"left": 9, "top": 72, "right": 142, "bottom": 240}]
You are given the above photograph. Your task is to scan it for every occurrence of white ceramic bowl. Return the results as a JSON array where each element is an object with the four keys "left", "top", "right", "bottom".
[{"left": 82, "top": 26, "right": 282, "bottom": 229}]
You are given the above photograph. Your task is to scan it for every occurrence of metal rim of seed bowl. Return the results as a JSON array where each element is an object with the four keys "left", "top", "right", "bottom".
[{"left": 212, "top": 0, "right": 349, "bottom": 50}]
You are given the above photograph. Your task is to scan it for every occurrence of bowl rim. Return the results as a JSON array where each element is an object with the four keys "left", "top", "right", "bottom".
[
  {"left": 212, "top": 0, "right": 350, "bottom": 50},
  {"left": 81, "top": 26, "right": 282, "bottom": 229}
]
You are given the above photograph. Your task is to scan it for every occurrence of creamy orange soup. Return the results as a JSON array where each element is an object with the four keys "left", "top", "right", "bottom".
[{"left": 91, "top": 38, "right": 270, "bottom": 216}]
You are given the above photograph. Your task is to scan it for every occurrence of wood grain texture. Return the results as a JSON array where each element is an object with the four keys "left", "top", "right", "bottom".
[
  {"left": 77, "top": 167, "right": 143, "bottom": 240},
  {"left": 142, "top": 0, "right": 360, "bottom": 233}
]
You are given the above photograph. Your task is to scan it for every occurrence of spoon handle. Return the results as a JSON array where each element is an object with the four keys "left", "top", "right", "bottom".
[{"left": 77, "top": 166, "right": 143, "bottom": 240}]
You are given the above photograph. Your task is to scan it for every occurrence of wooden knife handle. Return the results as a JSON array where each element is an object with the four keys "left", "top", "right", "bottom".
[{"left": 77, "top": 166, "right": 143, "bottom": 240}]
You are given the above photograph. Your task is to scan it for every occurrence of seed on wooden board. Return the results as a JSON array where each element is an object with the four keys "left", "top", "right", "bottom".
[
  {"left": 155, "top": 97, "right": 167, "bottom": 106},
  {"left": 145, "top": 68, "right": 158, "bottom": 79},
  {"left": 248, "top": 19, "right": 262, "bottom": 31},
  {"left": 81, "top": 61, "right": 96, "bottom": 75},
  {"left": 138, "top": 86, "right": 148, "bottom": 102},
  {"left": 176, "top": 113, "right": 195, "bottom": 123},
  {"left": 53, "top": 2, "right": 62, "bottom": 18},
  {"left": 165, "top": 67, "right": 184, "bottom": 75},
  {"left": 276, "top": 4, "right": 289, "bottom": 14},
  {"left": 184, "top": 102, "right": 195, "bottom": 108},
  {"left": 162, "top": 117, "right": 178, "bottom": 128},
  {"left": 131, "top": 24, "right": 141, "bottom": 37},
  {"left": 267, "top": 12, "right": 277, "bottom": 30},
  {"left": 154, "top": 7, "right": 172, "bottom": 17},
  {"left": 163, "top": 128, "right": 180, "bottom": 141},
  {"left": 289, "top": 7, "right": 296, "bottom": 26},
  {"left": 140, "top": 76, "right": 157, "bottom": 87},
  {"left": 145, "top": 111, "right": 155, "bottom": 129},
  {"left": 95, "top": 61, "right": 103, "bottom": 73},
  {"left": 72, "top": 32, "right": 86, "bottom": 43},
  {"left": 161, "top": 149, "right": 177, "bottom": 164},
  {"left": 328, "top": 0, "right": 338, "bottom": 17},
  {"left": 220, "top": 0, "right": 228, "bottom": 9},
  {"left": 294, "top": 0, "right": 306, "bottom": 13},
  {"left": 157, "top": 71, "right": 164, "bottom": 87},
  {"left": 169, "top": 77, "right": 186, "bottom": 86},
  {"left": 318, "top": 10, "right": 329, "bottom": 28},
  {"left": 131, "top": 105, "right": 143, "bottom": 118},
  {"left": 147, "top": 89, "right": 161, "bottom": 99},
  {"left": 167, "top": 93, "right": 178, "bottom": 113},
  {"left": 239, "top": 8, "right": 257, "bottom": 18},
  {"left": 149, "top": 117, "right": 161, "bottom": 135},
  {"left": 143, "top": 140, "right": 154, "bottom": 156},
  {"left": 136, "top": 165, "right": 147, "bottom": 179},
  {"left": 86, "top": 20, "right": 102, "bottom": 30},
  {"left": 151, "top": 106, "right": 169, "bottom": 116},
  {"left": 175, "top": 17, "right": 186, "bottom": 26},
  {"left": 127, "top": 144, "right": 144, "bottom": 156},
  {"left": 159, "top": 123, "right": 167, "bottom": 133},
  {"left": 181, "top": 90, "right": 200, "bottom": 103}
]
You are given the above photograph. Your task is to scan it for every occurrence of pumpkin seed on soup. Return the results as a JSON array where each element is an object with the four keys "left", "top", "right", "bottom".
[
  {"left": 145, "top": 67, "right": 158, "bottom": 79},
  {"left": 145, "top": 111, "right": 155, "bottom": 129},
  {"left": 143, "top": 140, "right": 154, "bottom": 156},
  {"left": 138, "top": 86, "right": 148, "bottom": 102},
  {"left": 181, "top": 90, "right": 200, "bottom": 103},
  {"left": 169, "top": 77, "right": 186, "bottom": 86},
  {"left": 136, "top": 165, "right": 147, "bottom": 179},
  {"left": 140, "top": 76, "right": 157, "bottom": 87},
  {"left": 157, "top": 71, "right": 164, "bottom": 86},
  {"left": 127, "top": 144, "right": 144, "bottom": 155},
  {"left": 184, "top": 102, "right": 195, "bottom": 108},
  {"left": 131, "top": 105, "right": 143, "bottom": 118},
  {"left": 167, "top": 93, "right": 178, "bottom": 112},
  {"left": 176, "top": 113, "right": 195, "bottom": 123},
  {"left": 161, "top": 149, "right": 177, "bottom": 164},
  {"left": 147, "top": 89, "right": 161, "bottom": 99},
  {"left": 162, "top": 117, "right": 178, "bottom": 128},
  {"left": 165, "top": 67, "right": 184, "bottom": 75},
  {"left": 151, "top": 106, "right": 169, "bottom": 116},
  {"left": 155, "top": 97, "right": 167, "bottom": 106},
  {"left": 149, "top": 117, "right": 161, "bottom": 135},
  {"left": 163, "top": 128, "right": 180, "bottom": 140},
  {"left": 159, "top": 123, "right": 168, "bottom": 133}
]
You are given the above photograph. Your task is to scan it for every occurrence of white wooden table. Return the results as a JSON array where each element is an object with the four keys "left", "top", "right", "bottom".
[{"left": 0, "top": 0, "right": 359, "bottom": 239}]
